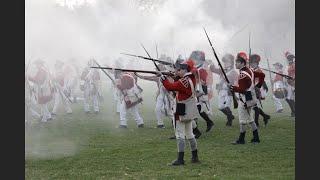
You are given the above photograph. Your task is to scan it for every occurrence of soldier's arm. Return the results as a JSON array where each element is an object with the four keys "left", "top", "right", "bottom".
[
  {"left": 162, "top": 78, "right": 186, "bottom": 94},
  {"left": 135, "top": 73, "right": 158, "bottom": 82},
  {"left": 199, "top": 69, "right": 208, "bottom": 85},
  {"left": 232, "top": 74, "right": 251, "bottom": 94},
  {"left": 254, "top": 71, "right": 265, "bottom": 88},
  {"left": 209, "top": 64, "right": 222, "bottom": 74}
]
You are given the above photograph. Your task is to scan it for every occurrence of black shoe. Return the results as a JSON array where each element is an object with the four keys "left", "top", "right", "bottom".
[
  {"left": 171, "top": 159, "right": 185, "bottom": 166},
  {"left": 171, "top": 152, "right": 184, "bottom": 166},
  {"left": 157, "top": 125, "right": 165, "bottom": 129},
  {"left": 231, "top": 140, "right": 245, "bottom": 145},
  {"left": 250, "top": 130, "right": 260, "bottom": 144},
  {"left": 168, "top": 136, "right": 176, "bottom": 140},
  {"left": 263, "top": 114, "right": 271, "bottom": 126},
  {"left": 250, "top": 138, "right": 261, "bottom": 144},
  {"left": 191, "top": 150, "right": 200, "bottom": 163},
  {"left": 206, "top": 121, "right": 214, "bottom": 132},
  {"left": 119, "top": 125, "right": 127, "bottom": 128},
  {"left": 138, "top": 124, "right": 144, "bottom": 128},
  {"left": 232, "top": 132, "right": 246, "bottom": 145}
]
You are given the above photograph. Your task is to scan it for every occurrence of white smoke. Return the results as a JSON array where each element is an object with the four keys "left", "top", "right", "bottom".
[
  {"left": 25, "top": 0, "right": 294, "bottom": 158},
  {"left": 26, "top": 0, "right": 294, "bottom": 68}
]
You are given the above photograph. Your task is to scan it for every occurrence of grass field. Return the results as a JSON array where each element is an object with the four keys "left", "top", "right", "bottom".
[{"left": 25, "top": 82, "right": 295, "bottom": 179}]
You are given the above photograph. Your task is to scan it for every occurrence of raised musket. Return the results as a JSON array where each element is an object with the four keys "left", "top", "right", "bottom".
[
  {"left": 91, "top": 66, "right": 175, "bottom": 77},
  {"left": 203, "top": 27, "right": 238, "bottom": 109},
  {"left": 92, "top": 59, "right": 116, "bottom": 85},
  {"left": 260, "top": 67, "right": 295, "bottom": 80},
  {"left": 120, "top": 53, "right": 173, "bottom": 66}
]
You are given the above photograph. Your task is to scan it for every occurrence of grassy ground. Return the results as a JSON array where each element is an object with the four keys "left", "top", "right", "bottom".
[{"left": 25, "top": 82, "right": 295, "bottom": 179}]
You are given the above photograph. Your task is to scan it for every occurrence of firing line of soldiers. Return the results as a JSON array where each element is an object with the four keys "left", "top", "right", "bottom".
[{"left": 25, "top": 30, "right": 295, "bottom": 166}]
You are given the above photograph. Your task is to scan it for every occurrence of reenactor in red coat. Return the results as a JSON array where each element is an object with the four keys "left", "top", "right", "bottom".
[
  {"left": 229, "top": 52, "right": 265, "bottom": 144},
  {"left": 116, "top": 71, "right": 144, "bottom": 128},
  {"left": 189, "top": 51, "right": 214, "bottom": 133},
  {"left": 28, "top": 59, "right": 53, "bottom": 122},
  {"left": 249, "top": 54, "right": 271, "bottom": 127},
  {"left": 161, "top": 59, "right": 200, "bottom": 165},
  {"left": 210, "top": 53, "right": 238, "bottom": 126}
]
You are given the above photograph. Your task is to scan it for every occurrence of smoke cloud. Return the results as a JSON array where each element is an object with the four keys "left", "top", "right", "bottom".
[
  {"left": 25, "top": 0, "right": 294, "bottom": 158},
  {"left": 26, "top": 0, "right": 294, "bottom": 68}
]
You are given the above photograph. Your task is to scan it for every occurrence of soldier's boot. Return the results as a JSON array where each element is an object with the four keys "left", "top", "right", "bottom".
[
  {"left": 225, "top": 107, "right": 235, "bottom": 126},
  {"left": 250, "top": 129, "right": 261, "bottom": 144},
  {"left": 258, "top": 108, "right": 270, "bottom": 126},
  {"left": 193, "top": 127, "right": 202, "bottom": 139},
  {"left": 171, "top": 152, "right": 185, "bottom": 166},
  {"left": 220, "top": 108, "right": 231, "bottom": 126},
  {"left": 232, "top": 132, "right": 246, "bottom": 145},
  {"left": 199, "top": 112, "right": 214, "bottom": 132},
  {"left": 191, "top": 150, "right": 200, "bottom": 163},
  {"left": 253, "top": 107, "right": 260, "bottom": 127},
  {"left": 286, "top": 99, "right": 295, "bottom": 117}
]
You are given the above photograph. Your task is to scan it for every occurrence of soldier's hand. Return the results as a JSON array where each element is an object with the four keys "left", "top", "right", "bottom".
[
  {"left": 227, "top": 84, "right": 234, "bottom": 91},
  {"left": 160, "top": 75, "right": 167, "bottom": 81}
]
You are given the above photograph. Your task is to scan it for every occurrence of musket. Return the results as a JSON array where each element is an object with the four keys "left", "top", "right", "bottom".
[
  {"left": 92, "top": 59, "right": 116, "bottom": 85},
  {"left": 140, "top": 43, "right": 161, "bottom": 71},
  {"left": 90, "top": 67, "right": 175, "bottom": 76},
  {"left": 249, "top": 32, "right": 252, "bottom": 57},
  {"left": 248, "top": 33, "right": 262, "bottom": 109},
  {"left": 46, "top": 66, "right": 73, "bottom": 104},
  {"left": 140, "top": 43, "right": 168, "bottom": 116},
  {"left": 155, "top": 42, "right": 159, "bottom": 59},
  {"left": 203, "top": 27, "right": 238, "bottom": 109},
  {"left": 120, "top": 53, "right": 173, "bottom": 66},
  {"left": 264, "top": 50, "right": 274, "bottom": 88},
  {"left": 260, "top": 67, "right": 295, "bottom": 80},
  {"left": 222, "top": 23, "right": 249, "bottom": 52}
]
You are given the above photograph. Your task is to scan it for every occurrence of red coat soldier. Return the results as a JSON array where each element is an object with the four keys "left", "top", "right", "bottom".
[
  {"left": 161, "top": 60, "right": 200, "bottom": 166},
  {"left": 229, "top": 52, "right": 265, "bottom": 144},
  {"left": 249, "top": 54, "right": 271, "bottom": 127}
]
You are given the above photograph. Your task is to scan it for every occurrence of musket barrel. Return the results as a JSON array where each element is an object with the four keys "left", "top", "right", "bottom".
[{"left": 121, "top": 52, "right": 173, "bottom": 65}]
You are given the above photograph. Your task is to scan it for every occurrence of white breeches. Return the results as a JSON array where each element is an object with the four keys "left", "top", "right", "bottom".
[
  {"left": 238, "top": 102, "right": 254, "bottom": 125},
  {"left": 272, "top": 95, "right": 283, "bottom": 111},
  {"left": 174, "top": 120, "right": 194, "bottom": 139},
  {"left": 286, "top": 84, "right": 295, "bottom": 100},
  {"left": 40, "top": 103, "right": 51, "bottom": 122},
  {"left": 119, "top": 100, "right": 144, "bottom": 126},
  {"left": 218, "top": 90, "right": 232, "bottom": 110},
  {"left": 155, "top": 94, "right": 173, "bottom": 125},
  {"left": 52, "top": 92, "right": 72, "bottom": 114},
  {"left": 113, "top": 88, "right": 121, "bottom": 113},
  {"left": 83, "top": 87, "right": 99, "bottom": 112}
]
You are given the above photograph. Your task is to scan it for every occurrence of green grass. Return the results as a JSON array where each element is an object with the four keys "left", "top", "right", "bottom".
[{"left": 25, "top": 82, "right": 295, "bottom": 179}]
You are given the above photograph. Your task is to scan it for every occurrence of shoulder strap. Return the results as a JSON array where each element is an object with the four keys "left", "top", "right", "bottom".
[
  {"left": 188, "top": 78, "right": 195, "bottom": 98},
  {"left": 241, "top": 68, "right": 254, "bottom": 83}
]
